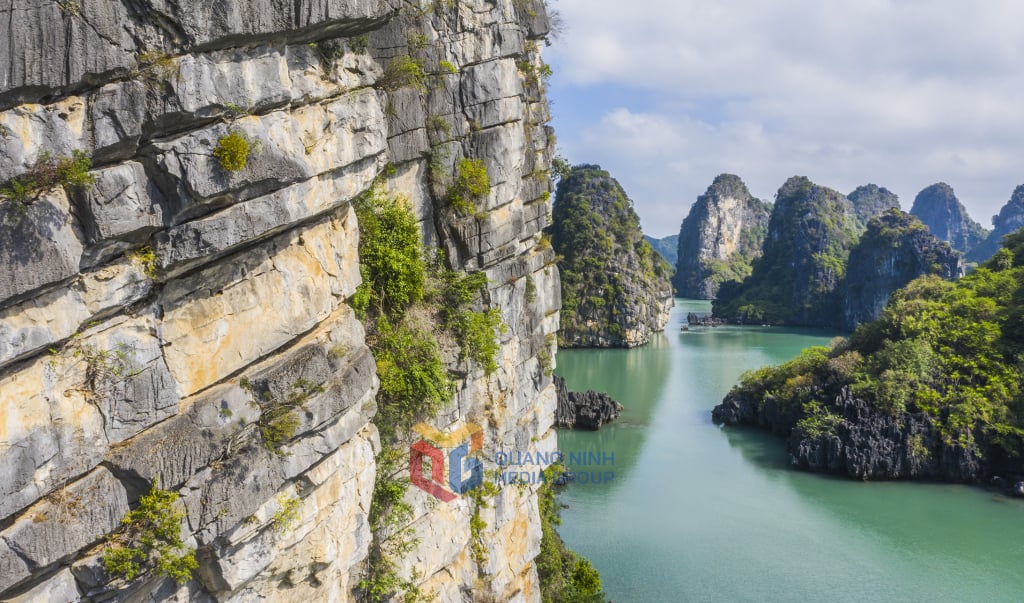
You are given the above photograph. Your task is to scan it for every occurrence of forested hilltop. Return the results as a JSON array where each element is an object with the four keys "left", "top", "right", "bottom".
[
  {"left": 549, "top": 165, "right": 673, "bottom": 348},
  {"left": 714, "top": 230, "right": 1024, "bottom": 485}
]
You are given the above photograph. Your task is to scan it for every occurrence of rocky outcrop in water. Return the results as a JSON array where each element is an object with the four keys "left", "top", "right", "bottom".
[
  {"left": 967, "top": 185, "right": 1024, "bottom": 263},
  {"left": 840, "top": 209, "right": 963, "bottom": 330},
  {"left": 713, "top": 176, "right": 859, "bottom": 327},
  {"left": 553, "top": 376, "right": 623, "bottom": 430},
  {"left": 713, "top": 387, "right": 986, "bottom": 482},
  {"left": 910, "top": 183, "right": 988, "bottom": 255},
  {"left": 673, "top": 174, "right": 771, "bottom": 299},
  {"left": 550, "top": 165, "right": 673, "bottom": 348},
  {"left": 0, "top": 1, "right": 561, "bottom": 600}
]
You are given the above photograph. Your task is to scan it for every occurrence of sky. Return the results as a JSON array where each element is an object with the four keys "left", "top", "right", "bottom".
[{"left": 543, "top": 0, "right": 1024, "bottom": 238}]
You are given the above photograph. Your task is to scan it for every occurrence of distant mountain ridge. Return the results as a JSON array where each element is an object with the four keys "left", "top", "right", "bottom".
[
  {"left": 645, "top": 234, "right": 678, "bottom": 266},
  {"left": 710, "top": 176, "right": 963, "bottom": 330}
]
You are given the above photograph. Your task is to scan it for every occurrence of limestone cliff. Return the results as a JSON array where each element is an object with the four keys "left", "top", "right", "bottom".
[
  {"left": 673, "top": 174, "right": 770, "bottom": 299},
  {"left": 967, "top": 185, "right": 1024, "bottom": 264},
  {"left": 840, "top": 209, "right": 963, "bottom": 331},
  {"left": 909, "top": 182, "right": 988, "bottom": 255},
  {"left": 548, "top": 165, "right": 673, "bottom": 348},
  {"left": 0, "top": 1, "right": 561, "bottom": 601}
]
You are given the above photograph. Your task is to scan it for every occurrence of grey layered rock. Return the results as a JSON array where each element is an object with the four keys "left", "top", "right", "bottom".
[
  {"left": 0, "top": 189, "right": 84, "bottom": 306},
  {"left": 153, "top": 88, "right": 385, "bottom": 218},
  {"left": 2, "top": 467, "right": 129, "bottom": 570},
  {"left": 0, "top": 538, "right": 31, "bottom": 593},
  {"left": 154, "top": 156, "right": 380, "bottom": 273},
  {"left": 0, "top": 259, "right": 151, "bottom": 369},
  {"left": 78, "top": 161, "right": 167, "bottom": 264},
  {"left": 141, "top": 0, "right": 396, "bottom": 48},
  {"left": 673, "top": 174, "right": 771, "bottom": 299},
  {"left": 0, "top": 0, "right": 136, "bottom": 109},
  {"left": 88, "top": 81, "right": 147, "bottom": 163},
  {"left": 0, "top": 0, "right": 559, "bottom": 599},
  {"left": 2, "top": 568, "right": 80, "bottom": 603}
]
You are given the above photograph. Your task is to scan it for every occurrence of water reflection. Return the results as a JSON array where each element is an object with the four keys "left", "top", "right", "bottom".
[{"left": 555, "top": 330, "right": 674, "bottom": 493}]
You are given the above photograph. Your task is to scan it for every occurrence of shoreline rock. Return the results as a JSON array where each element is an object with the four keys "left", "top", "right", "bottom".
[{"left": 712, "top": 386, "right": 1024, "bottom": 498}]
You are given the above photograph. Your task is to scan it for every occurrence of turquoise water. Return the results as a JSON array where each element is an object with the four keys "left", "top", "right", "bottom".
[{"left": 554, "top": 300, "right": 1024, "bottom": 603}]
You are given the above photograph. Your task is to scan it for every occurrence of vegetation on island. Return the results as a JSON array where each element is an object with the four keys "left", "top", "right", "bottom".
[
  {"left": 548, "top": 164, "right": 672, "bottom": 346},
  {"left": 731, "top": 229, "right": 1024, "bottom": 472}
]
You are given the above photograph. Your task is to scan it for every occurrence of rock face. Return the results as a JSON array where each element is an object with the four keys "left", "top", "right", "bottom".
[
  {"left": 713, "top": 386, "right": 986, "bottom": 482},
  {"left": 0, "top": 1, "right": 561, "bottom": 601},
  {"left": 847, "top": 184, "right": 899, "bottom": 227},
  {"left": 713, "top": 176, "right": 860, "bottom": 327},
  {"left": 967, "top": 185, "right": 1024, "bottom": 263},
  {"left": 673, "top": 174, "right": 771, "bottom": 299},
  {"left": 645, "top": 234, "right": 678, "bottom": 266},
  {"left": 910, "top": 182, "right": 988, "bottom": 254},
  {"left": 840, "top": 209, "right": 964, "bottom": 330},
  {"left": 549, "top": 165, "right": 673, "bottom": 348},
  {"left": 553, "top": 376, "right": 622, "bottom": 430}
]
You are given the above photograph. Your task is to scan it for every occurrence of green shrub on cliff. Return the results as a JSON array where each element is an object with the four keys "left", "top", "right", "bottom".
[
  {"left": 352, "top": 192, "right": 426, "bottom": 318},
  {"left": 732, "top": 229, "right": 1024, "bottom": 468},
  {"left": 354, "top": 185, "right": 506, "bottom": 601},
  {"left": 213, "top": 130, "right": 252, "bottom": 172},
  {"left": 536, "top": 465, "right": 607, "bottom": 603},
  {"left": 448, "top": 157, "right": 491, "bottom": 214},
  {"left": 103, "top": 480, "right": 197, "bottom": 585},
  {"left": 1, "top": 149, "right": 95, "bottom": 208}
]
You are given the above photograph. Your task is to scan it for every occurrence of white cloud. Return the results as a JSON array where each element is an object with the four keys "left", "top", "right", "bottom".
[{"left": 545, "top": 0, "right": 1024, "bottom": 236}]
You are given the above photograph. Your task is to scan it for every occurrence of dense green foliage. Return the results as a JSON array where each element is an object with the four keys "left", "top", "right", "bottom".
[
  {"left": 714, "top": 177, "right": 861, "bottom": 326},
  {"left": 548, "top": 165, "right": 671, "bottom": 344},
  {"left": 536, "top": 466, "right": 606, "bottom": 603},
  {"left": 103, "top": 481, "right": 198, "bottom": 585},
  {"left": 352, "top": 192, "right": 427, "bottom": 318},
  {"left": 733, "top": 229, "right": 1024, "bottom": 469},
  {"left": 353, "top": 188, "right": 503, "bottom": 439}
]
